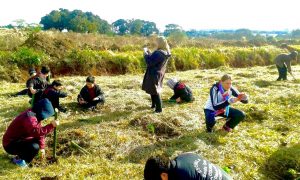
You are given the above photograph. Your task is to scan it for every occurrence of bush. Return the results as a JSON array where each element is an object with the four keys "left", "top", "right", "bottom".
[
  {"left": 12, "top": 46, "right": 48, "bottom": 67},
  {"left": 263, "top": 144, "right": 300, "bottom": 179}
]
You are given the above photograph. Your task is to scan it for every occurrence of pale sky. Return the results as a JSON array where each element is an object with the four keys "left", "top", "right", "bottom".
[{"left": 0, "top": 0, "right": 299, "bottom": 31}]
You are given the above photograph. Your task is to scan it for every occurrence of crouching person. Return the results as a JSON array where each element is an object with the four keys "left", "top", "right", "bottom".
[
  {"left": 42, "top": 80, "right": 68, "bottom": 113},
  {"left": 144, "top": 152, "right": 232, "bottom": 180},
  {"left": 77, "top": 76, "right": 105, "bottom": 111},
  {"left": 204, "top": 74, "right": 248, "bottom": 133},
  {"left": 2, "top": 99, "right": 59, "bottom": 167},
  {"left": 167, "top": 78, "right": 194, "bottom": 103}
]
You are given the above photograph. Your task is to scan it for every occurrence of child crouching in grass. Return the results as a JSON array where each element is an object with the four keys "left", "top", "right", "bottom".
[{"left": 204, "top": 74, "right": 248, "bottom": 133}]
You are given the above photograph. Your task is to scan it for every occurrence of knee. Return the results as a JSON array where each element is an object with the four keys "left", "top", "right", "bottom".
[{"left": 238, "top": 111, "right": 246, "bottom": 120}]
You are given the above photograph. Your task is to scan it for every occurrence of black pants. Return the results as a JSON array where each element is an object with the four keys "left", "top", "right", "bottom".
[
  {"left": 204, "top": 108, "right": 245, "bottom": 132},
  {"left": 15, "top": 89, "right": 28, "bottom": 96},
  {"left": 4, "top": 139, "right": 40, "bottom": 163},
  {"left": 151, "top": 94, "right": 162, "bottom": 112},
  {"left": 276, "top": 65, "right": 287, "bottom": 80},
  {"left": 79, "top": 99, "right": 105, "bottom": 109}
]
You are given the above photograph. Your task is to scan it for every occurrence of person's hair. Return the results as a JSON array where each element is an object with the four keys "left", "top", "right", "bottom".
[
  {"left": 157, "top": 36, "right": 171, "bottom": 54},
  {"left": 144, "top": 155, "right": 170, "bottom": 180},
  {"left": 86, "top": 76, "right": 95, "bottom": 83},
  {"left": 41, "top": 66, "right": 50, "bottom": 75},
  {"left": 52, "top": 80, "right": 63, "bottom": 87},
  {"left": 221, "top": 74, "right": 232, "bottom": 82}
]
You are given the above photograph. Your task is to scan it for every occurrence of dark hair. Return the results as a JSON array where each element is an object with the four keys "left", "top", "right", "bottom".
[
  {"left": 41, "top": 66, "right": 50, "bottom": 75},
  {"left": 144, "top": 156, "right": 170, "bottom": 180},
  {"left": 52, "top": 80, "right": 63, "bottom": 87},
  {"left": 86, "top": 76, "right": 95, "bottom": 83}
]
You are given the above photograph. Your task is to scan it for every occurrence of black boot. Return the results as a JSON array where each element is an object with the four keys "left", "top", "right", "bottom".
[
  {"left": 150, "top": 95, "right": 156, "bottom": 109},
  {"left": 154, "top": 95, "right": 162, "bottom": 113}
]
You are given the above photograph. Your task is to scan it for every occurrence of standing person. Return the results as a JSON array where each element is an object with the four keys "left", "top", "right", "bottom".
[
  {"left": 144, "top": 153, "right": 232, "bottom": 180},
  {"left": 167, "top": 78, "right": 194, "bottom": 103},
  {"left": 204, "top": 74, "right": 248, "bottom": 133},
  {"left": 2, "top": 99, "right": 59, "bottom": 167},
  {"left": 77, "top": 76, "right": 105, "bottom": 111},
  {"left": 42, "top": 80, "right": 68, "bottom": 113},
  {"left": 274, "top": 51, "right": 298, "bottom": 81},
  {"left": 27, "top": 66, "right": 50, "bottom": 105},
  {"left": 142, "top": 36, "right": 171, "bottom": 113},
  {"left": 14, "top": 68, "right": 37, "bottom": 96}
]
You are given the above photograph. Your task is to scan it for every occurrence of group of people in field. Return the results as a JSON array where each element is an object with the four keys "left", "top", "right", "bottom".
[{"left": 2, "top": 36, "right": 298, "bottom": 179}]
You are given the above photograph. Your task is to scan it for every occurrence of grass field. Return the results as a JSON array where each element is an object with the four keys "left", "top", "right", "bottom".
[{"left": 0, "top": 65, "right": 299, "bottom": 180}]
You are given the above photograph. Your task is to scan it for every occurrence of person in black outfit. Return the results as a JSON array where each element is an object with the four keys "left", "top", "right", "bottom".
[
  {"left": 167, "top": 78, "right": 194, "bottom": 103},
  {"left": 77, "top": 76, "right": 105, "bottom": 111},
  {"left": 27, "top": 66, "right": 50, "bottom": 105},
  {"left": 142, "top": 36, "right": 171, "bottom": 113},
  {"left": 14, "top": 68, "right": 37, "bottom": 96},
  {"left": 42, "top": 80, "right": 68, "bottom": 113},
  {"left": 144, "top": 153, "right": 232, "bottom": 180}
]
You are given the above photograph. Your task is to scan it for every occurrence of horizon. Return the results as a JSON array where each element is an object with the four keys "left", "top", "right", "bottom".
[{"left": 0, "top": 0, "right": 299, "bottom": 32}]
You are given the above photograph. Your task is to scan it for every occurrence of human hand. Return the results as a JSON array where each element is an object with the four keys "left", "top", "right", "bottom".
[{"left": 51, "top": 120, "right": 60, "bottom": 127}]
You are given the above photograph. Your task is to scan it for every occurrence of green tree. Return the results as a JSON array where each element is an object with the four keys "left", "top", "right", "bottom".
[
  {"left": 112, "top": 19, "right": 129, "bottom": 35},
  {"left": 164, "top": 24, "right": 183, "bottom": 37}
]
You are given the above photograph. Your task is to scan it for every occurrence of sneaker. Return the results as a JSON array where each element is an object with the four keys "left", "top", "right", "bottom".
[
  {"left": 222, "top": 125, "right": 232, "bottom": 132},
  {"left": 12, "top": 157, "right": 27, "bottom": 167}
]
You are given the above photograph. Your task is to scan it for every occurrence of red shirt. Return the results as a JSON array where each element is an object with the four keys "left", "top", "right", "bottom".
[
  {"left": 87, "top": 87, "right": 96, "bottom": 101},
  {"left": 2, "top": 109, "right": 54, "bottom": 149}
]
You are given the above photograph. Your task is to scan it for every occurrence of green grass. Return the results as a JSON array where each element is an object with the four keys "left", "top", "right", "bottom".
[{"left": 0, "top": 65, "right": 300, "bottom": 179}]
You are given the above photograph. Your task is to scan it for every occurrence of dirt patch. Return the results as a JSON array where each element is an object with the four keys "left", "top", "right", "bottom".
[
  {"left": 46, "top": 129, "right": 92, "bottom": 158},
  {"left": 130, "top": 115, "right": 181, "bottom": 137}
]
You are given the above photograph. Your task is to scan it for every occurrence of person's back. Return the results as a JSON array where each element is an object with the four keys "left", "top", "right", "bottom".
[
  {"left": 274, "top": 53, "right": 291, "bottom": 68},
  {"left": 168, "top": 153, "right": 232, "bottom": 180}
]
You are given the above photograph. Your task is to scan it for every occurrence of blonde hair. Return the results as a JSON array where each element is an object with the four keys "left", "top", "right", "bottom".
[
  {"left": 157, "top": 36, "right": 171, "bottom": 54},
  {"left": 221, "top": 74, "right": 232, "bottom": 82}
]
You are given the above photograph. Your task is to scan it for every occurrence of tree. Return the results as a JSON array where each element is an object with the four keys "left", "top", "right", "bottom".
[
  {"left": 163, "top": 24, "right": 183, "bottom": 37},
  {"left": 129, "top": 19, "right": 144, "bottom": 35},
  {"left": 141, "top": 21, "right": 159, "bottom": 36},
  {"left": 112, "top": 19, "right": 129, "bottom": 35},
  {"left": 40, "top": 9, "right": 112, "bottom": 34}
]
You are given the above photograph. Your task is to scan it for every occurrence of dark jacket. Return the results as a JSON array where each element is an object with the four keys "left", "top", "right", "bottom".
[
  {"left": 168, "top": 153, "right": 232, "bottom": 180},
  {"left": 170, "top": 82, "right": 193, "bottom": 102},
  {"left": 27, "top": 75, "right": 49, "bottom": 105},
  {"left": 77, "top": 84, "right": 105, "bottom": 103},
  {"left": 42, "top": 86, "right": 68, "bottom": 108},
  {"left": 142, "top": 50, "right": 171, "bottom": 95}
]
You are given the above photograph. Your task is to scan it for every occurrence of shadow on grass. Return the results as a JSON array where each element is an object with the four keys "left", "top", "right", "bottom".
[
  {"left": 260, "top": 144, "right": 300, "bottom": 180},
  {"left": 125, "top": 130, "right": 226, "bottom": 163}
]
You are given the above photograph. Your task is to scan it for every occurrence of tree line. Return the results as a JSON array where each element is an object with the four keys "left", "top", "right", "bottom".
[{"left": 2, "top": 8, "right": 300, "bottom": 40}]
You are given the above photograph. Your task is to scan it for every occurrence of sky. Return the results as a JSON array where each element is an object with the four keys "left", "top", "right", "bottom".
[{"left": 0, "top": 0, "right": 299, "bottom": 31}]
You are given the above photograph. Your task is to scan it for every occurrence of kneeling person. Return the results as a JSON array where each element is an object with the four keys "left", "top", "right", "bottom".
[
  {"left": 167, "top": 78, "right": 194, "bottom": 103},
  {"left": 42, "top": 80, "right": 68, "bottom": 113},
  {"left": 77, "top": 76, "right": 105, "bottom": 110},
  {"left": 144, "top": 153, "right": 232, "bottom": 180},
  {"left": 2, "top": 99, "right": 59, "bottom": 167}
]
